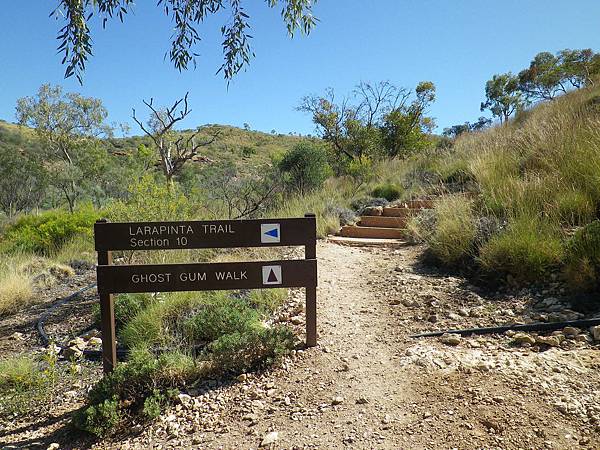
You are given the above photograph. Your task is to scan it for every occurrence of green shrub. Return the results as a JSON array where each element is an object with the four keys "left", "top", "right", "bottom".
[
  {"left": 278, "top": 143, "right": 332, "bottom": 194},
  {"left": 479, "top": 215, "right": 564, "bottom": 281},
  {"left": 184, "top": 299, "right": 261, "bottom": 344},
  {"left": 0, "top": 355, "right": 42, "bottom": 390},
  {"left": 426, "top": 196, "right": 476, "bottom": 266},
  {"left": 0, "top": 205, "right": 100, "bottom": 254},
  {"left": 247, "top": 289, "right": 287, "bottom": 315},
  {"left": 74, "top": 397, "right": 121, "bottom": 436},
  {"left": 346, "top": 155, "right": 374, "bottom": 187},
  {"left": 75, "top": 349, "right": 196, "bottom": 436},
  {"left": 114, "top": 294, "right": 156, "bottom": 330},
  {"left": 93, "top": 293, "right": 156, "bottom": 332},
  {"left": 143, "top": 389, "right": 172, "bottom": 420},
  {"left": 209, "top": 326, "right": 294, "bottom": 373},
  {"left": 371, "top": 183, "right": 403, "bottom": 201},
  {"left": 119, "top": 292, "right": 207, "bottom": 350},
  {"left": 105, "top": 174, "right": 195, "bottom": 223},
  {"left": 564, "top": 220, "right": 600, "bottom": 291}
]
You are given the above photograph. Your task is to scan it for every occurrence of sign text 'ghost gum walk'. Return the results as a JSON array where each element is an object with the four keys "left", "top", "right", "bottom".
[{"left": 95, "top": 215, "right": 318, "bottom": 374}]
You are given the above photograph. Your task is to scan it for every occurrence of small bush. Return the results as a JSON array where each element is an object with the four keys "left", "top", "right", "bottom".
[
  {"left": 0, "top": 355, "right": 42, "bottom": 390},
  {"left": 184, "top": 299, "right": 261, "bottom": 345},
  {"left": 106, "top": 174, "right": 195, "bottom": 223},
  {"left": 371, "top": 183, "right": 403, "bottom": 201},
  {"left": 479, "top": 215, "right": 564, "bottom": 281},
  {"left": 93, "top": 293, "right": 156, "bottom": 332},
  {"left": 75, "top": 349, "right": 196, "bottom": 436},
  {"left": 346, "top": 155, "right": 375, "bottom": 187},
  {"left": 119, "top": 292, "right": 206, "bottom": 350},
  {"left": 278, "top": 143, "right": 332, "bottom": 194},
  {"left": 75, "top": 397, "right": 121, "bottom": 436},
  {"left": 0, "top": 205, "right": 100, "bottom": 255},
  {"left": 564, "top": 220, "right": 600, "bottom": 291},
  {"left": 209, "top": 326, "right": 294, "bottom": 373},
  {"left": 247, "top": 289, "right": 287, "bottom": 315},
  {"left": 426, "top": 196, "right": 476, "bottom": 266}
]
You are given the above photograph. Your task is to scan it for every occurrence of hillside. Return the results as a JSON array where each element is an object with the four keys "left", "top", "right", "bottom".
[{"left": 0, "top": 119, "right": 312, "bottom": 173}]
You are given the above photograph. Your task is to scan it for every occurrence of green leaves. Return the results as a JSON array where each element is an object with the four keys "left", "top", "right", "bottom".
[
  {"left": 480, "top": 73, "right": 524, "bottom": 124},
  {"left": 52, "top": 0, "right": 317, "bottom": 83}
]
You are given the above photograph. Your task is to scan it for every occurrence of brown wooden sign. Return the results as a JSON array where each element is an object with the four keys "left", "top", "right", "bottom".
[
  {"left": 94, "top": 217, "right": 317, "bottom": 251},
  {"left": 95, "top": 214, "right": 317, "bottom": 374},
  {"left": 97, "top": 260, "right": 317, "bottom": 294}
]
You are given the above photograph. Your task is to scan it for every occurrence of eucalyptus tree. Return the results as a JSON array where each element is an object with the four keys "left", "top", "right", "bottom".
[
  {"left": 16, "top": 84, "right": 112, "bottom": 212},
  {"left": 480, "top": 73, "right": 525, "bottom": 124}
]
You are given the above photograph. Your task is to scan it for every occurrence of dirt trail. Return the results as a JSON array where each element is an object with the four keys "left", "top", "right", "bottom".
[{"left": 158, "top": 242, "right": 416, "bottom": 449}]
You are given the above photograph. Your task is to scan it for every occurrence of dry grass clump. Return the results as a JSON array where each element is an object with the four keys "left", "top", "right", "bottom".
[
  {"left": 0, "top": 253, "right": 75, "bottom": 315},
  {"left": 0, "top": 267, "right": 33, "bottom": 315}
]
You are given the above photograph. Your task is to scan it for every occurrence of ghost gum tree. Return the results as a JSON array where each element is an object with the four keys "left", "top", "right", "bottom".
[
  {"left": 16, "top": 84, "right": 112, "bottom": 212},
  {"left": 50, "top": 0, "right": 318, "bottom": 83}
]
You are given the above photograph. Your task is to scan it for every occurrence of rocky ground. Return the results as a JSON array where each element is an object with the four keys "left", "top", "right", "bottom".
[{"left": 1, "top": 242, "right": 599, "bottom": 449}]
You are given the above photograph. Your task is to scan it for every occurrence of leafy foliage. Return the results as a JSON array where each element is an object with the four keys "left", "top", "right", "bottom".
[
  {"left": 478, "top": 216, "right": 563, "bottom": 281},
  {"left": 16, "top": 84, "right": 112, "bottom": 212},
  {"left": 299, "top": 81, "right": 436, "bottom": 161},
  {"left": 208, "top": 326, "right": 294, "bottom": 373},
  {"left": 0, "top": 205, "right": 100, "bottom": 255},
  {"left": 0, "top": 148, "right": 47, "bottom": 217},
  {"left": 480, "top": 73, "right": 525, "bottom": 124},
  {"left": 371, "top": 183, "right": 403, "bottom": 201},
  {"left": 51, "top": 0, "right": 317, "bottom": 83},
  {"left": 278, "top": 143, "right": 332, "bottom": 194}
]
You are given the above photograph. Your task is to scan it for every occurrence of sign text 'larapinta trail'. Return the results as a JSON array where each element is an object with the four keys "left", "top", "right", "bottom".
[
  {"left": 95, "top": 218, "right": 314, "bottom": 251},
  {"left": 94, "top": 215, "right": 318, "bottom": 374}
]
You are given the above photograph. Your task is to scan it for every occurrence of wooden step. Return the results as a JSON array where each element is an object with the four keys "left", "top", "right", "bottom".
[
  {"left": 382, "top": 207, "right": 421, "bottom": 217},
  {"left": 340, "top": 225, "right": 405, "bottom": 239},
  {"left": 359, "top": 215, "right": 408, "bottom": 228},
  {"left": 328, "top": 236, "right": 410, "bottom": 248}
]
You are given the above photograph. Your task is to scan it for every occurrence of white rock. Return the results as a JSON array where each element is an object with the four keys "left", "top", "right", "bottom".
[
  {"left": 331, "top": 396, "right": 344, "bottom": 405},
  {"left": 512, "top": 333, "right": 536, "bottom": 345},
  {"left": 590, "top": 326, "right": 600, "bottom": 342},
  {"left": 440, "top": 333, "right": 461, "bottom": 346},
  {"left": 260, "top": 431, "right": 279, "bottom": 447}
]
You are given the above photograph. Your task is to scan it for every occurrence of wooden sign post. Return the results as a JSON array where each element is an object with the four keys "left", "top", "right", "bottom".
[{"left": 95, "top": 214, "right": 317, "bottom": 373}]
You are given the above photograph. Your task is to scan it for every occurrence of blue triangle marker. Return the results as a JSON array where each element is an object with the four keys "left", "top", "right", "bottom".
[{"left": 265, "top": 228, "right": 278, "bottom": 238}]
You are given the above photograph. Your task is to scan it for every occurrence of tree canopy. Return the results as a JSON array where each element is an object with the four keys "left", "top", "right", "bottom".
[
  {"left": 51, "top": 0, "right": 317, "bottom": 83},
  {"left": 480, "top": 73, "right": 524, "bottom": 124}
]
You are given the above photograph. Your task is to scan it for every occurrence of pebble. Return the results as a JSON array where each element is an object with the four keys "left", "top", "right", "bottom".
[
  {"left": 535, "top": 335, "right": 562, "bottom": 347},
  {"left": 562, "top": 326, "right": 580, "bottom": 337},
  {"left": 440, "top": 333, "right": 461, "bottom": 346},
  {"left": 512, "top": 333, "right": 536, "bottom": 346},
  {"left": 260, "top": 431, "right": 279, "bottom": 447},
  {"left": 590, "top": 326, "right": 600, "bottom": 342},
  {"left": 332, "top": 396, "right": 344, "bottom": 405}
]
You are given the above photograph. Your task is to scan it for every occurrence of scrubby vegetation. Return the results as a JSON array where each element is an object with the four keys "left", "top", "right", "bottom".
[
  {"left": 77, "top": 289, "right": 293, "bottom": 436},
  {"left": 3, "top": 48, "right": 600, "bottom": 438}
]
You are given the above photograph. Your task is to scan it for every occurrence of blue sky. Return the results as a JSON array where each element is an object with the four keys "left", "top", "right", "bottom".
[{"left": 1, "top": 1, "right": 600, "bottom": 136}]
